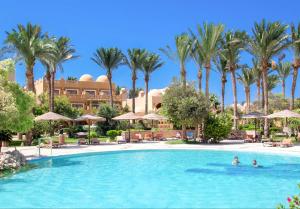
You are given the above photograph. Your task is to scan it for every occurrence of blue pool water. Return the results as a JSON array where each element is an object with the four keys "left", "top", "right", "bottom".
[{"left": 0, "top": 150, "right": 300, "bottom": 208}]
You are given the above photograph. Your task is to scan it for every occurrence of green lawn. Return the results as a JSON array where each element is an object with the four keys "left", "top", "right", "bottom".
[{"left": 166, "top": 139, "right": 200, "bottom": 144}]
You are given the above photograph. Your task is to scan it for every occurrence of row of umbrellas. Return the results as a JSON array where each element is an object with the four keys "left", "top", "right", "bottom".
[
  {"left": 34, "top": 111, "right": 167, "bottom": 150},
  {"left": 239, "top": 109, "right": 300, "bottom": 137}
]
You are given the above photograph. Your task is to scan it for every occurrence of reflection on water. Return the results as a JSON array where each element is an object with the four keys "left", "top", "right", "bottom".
[
  {"left": 35, "top": 158, "right": 83, "bottom": 169},
  {"left": 186, "top": 162, "right": 300, "bottom": 179}
]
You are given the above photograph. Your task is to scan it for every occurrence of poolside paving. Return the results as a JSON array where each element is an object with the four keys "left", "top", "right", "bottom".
[{"left": 3, "top": 140, "right": 300, "bottom": 160}]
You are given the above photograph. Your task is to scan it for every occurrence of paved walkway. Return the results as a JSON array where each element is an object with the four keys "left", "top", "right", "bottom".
[{"left": 3, "top": 140, "right": 300, "bottom": 160}]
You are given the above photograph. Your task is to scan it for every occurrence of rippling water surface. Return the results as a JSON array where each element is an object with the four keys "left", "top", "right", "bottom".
[{"left": 0, "top": 150, "right": 299, "bottom": 208}]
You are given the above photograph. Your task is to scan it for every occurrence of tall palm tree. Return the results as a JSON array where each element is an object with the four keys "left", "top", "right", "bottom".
[
  {"left": 290, "top": 23, "right": 300, "bottom": 110},
  {"left": 249, "top": 19, "right": 290, "bottom": 136},
  {"left": 5, "top": 23, "right": 49, "bottom": 93},
  {"left": 40, "top": 37, "right": 76, "bottom": 111},
  {"left": 191, "top": 23, "right": 224, "bottom": 98},
  {"left": 92, "top": 48, "right": 124, "bottom": 107},
  {"left": 214, "top": 55, "right": 227, "bottom": 113},
  {"left": 275, "top": 61, "right": 291, "bottom": 99},
  {"left": 190, "top": 42, "right": 203, "bottom": 92},
  {"left": 141, "top": 53, "right": 164, "bottom": 114},
  {"left": 160, "top": 34, "right": 191, "bottom": 87},
  {"left": 237, "top": 67, "right": 255, "bottom": 113},
  {"left": 267, "top": 74, "right": 280, "bottom": 92},
  {"left": 220, "top": 30, "right": 248, "bottom": 129},
  {"left": 251, "top": 58, "right": 262, "bottom": 110},
  {"left": 124, "top": 49, "right": 148, "bottom": 113}
]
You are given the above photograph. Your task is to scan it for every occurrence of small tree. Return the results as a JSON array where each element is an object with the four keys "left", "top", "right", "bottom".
[
  {"left": 162, "top": 79, "right": 208, "bottom": 139},
  {"left": 97, "top": 104, "right": 119, "bottom": 136}
]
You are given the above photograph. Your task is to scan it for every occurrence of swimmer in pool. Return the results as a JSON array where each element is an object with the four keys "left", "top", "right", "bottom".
[
  {"left": 252, "top": 159, "right": 261, "bottom": 168},
  {"left": 232, "top": 156, "right": 240, "bottom": 166}
]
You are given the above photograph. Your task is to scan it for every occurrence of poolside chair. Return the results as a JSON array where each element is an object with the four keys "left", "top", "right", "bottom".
[
  {"left": 154, "top": 133, "right": 164, "bottom": 141},
  {"left": 131, "top": 133, "right": 142, "bottom": 143},
  {"left": 279, "top": 138, "right": 294, "bottom": 148},
  {"left": 186, "top": 131, "right": 194, "bottom": 140},
  {"left": 144, "top": 133, "right": 153, "bottom": 141},
  {"left": 77, "top": 138, "right": 87, "bottom": 145},
  {"left": 116, "top": 136, "right": 126, "bottom": 144},
  {"left": 91, "top": 138, "right": 100, "bottom": 145}
]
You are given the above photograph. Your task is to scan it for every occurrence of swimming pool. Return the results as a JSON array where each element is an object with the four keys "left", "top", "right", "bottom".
[{"left": 0, "top": 150, "right": 299, "bottom": 208}]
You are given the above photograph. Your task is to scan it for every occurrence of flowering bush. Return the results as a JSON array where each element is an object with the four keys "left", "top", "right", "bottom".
[{"left": 278, "top": 184, "right": 300, "bottom": 209}]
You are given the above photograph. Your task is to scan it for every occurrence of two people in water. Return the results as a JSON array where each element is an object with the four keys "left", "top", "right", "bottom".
[{"left": 232, "top": 156, "right": 260, "bottom": 168}]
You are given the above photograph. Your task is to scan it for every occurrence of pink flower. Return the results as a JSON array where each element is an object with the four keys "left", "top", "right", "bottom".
[{"left": 287, "top": 197, "right": 292, "bottom": 202}]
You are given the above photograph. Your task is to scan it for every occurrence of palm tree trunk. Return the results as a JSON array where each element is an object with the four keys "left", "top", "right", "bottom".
[
  {"left": 198, "top": 68, "right": 202, "bottom": 92},
  {"left": 132, "top": 80, "right": 136, "bottom": 113},
  {"left": 230, "top": 67, "right": 238, "bottom": 129},
  {"left": 282, "top": 80, "right": 286, "bottom": 99},
  {"left": 145, "top": 78, "right": 149, "bottom": 114},
  {"left": 256, "top": 80, "right": 261, "bottom": 110},
  {"left": 246, "top": 88, "right": 251, "bottom": 113},
  {"left": 50, "top": 70, "right": 55, "bottom": 112},
  {"left": 205, "top": 64, "right": 210, "bottom": 99},
  {"left": 261, "top": 79, "right": 264, "bottom": 110},
  {"left": 181, "top": 64, "right": 187, "bottom": 87},
  {"left": 221, "top": 76, "right": 226, "bottom": 113},
  {"left": 107, "top": 73, "right": 114, "bottom": 108},
  {"left": 262, "top": 66, "right": 269, "bottom": 137},
  {"left": 45, "top": 71, "right": 51, "bottom": 111},
  {"left": 25, "top": 63, "right": 36, "bottom": 93},
  {"left": 290, "top": 65, "right": 298, "bottom": 110}
]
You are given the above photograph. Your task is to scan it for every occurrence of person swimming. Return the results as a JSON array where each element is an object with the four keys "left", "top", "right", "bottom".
[
  {"left": 252, "top": 159, "right": 262, "bottom": 168},
  {"left": 232, "top": 156, "right": 240, "bottom": 166}
]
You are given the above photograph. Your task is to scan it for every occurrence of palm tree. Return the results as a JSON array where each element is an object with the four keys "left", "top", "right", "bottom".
[
  {"left": 190, "top": 42, "right": 203, "bottom": 92},
  {"left": 124, "top": 49, "right": 148, "bottom": 113},
  {"left": 141, "top": 53, "right": 164, "bottom": 114},
  {"left": 251, "top": 58, "right": 262, "bottom": 110},
  {"left": 6, "top": 23, "right": 49, "bottom": 93},
  {"left": 267, "top": 74, "right": 280, "bottom": 93},
  {"left": 160, "top": 34, "right": 191, "bottom": 87},
  {"left": 214, "top": 55, "right": 227, "bottom": 113},
  {"left": 91, "top": 48, "right": 124, "bottom": 107},
  {"left": 290, "top": 23, "right": 300, "bottom": 110},
  {"left": 40, "top": 37, "right": 76, "bottom": 111},
  {"left": 191, "top": 23, "right": 224, "bottom": 98},
  {"left": 249, "top": 19, "right": 290, "bottom": 136},
  {"left": 237, "top": 67, "right": 255, "bottom": 113},
  {"left": 275, "top": 61, "right": 291, "bottom": 99},
  {"left": 220, "top": 30, "right": 248, "bottom": 129}
]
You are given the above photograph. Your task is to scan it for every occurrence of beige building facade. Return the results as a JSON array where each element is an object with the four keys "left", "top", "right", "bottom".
[{"left": 35, "top": 74, "right": 127, "bottom": 112}]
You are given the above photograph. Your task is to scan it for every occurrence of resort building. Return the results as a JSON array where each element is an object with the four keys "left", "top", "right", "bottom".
[{"left": 35, "top": 74, "right": 128, "bottom": 112}]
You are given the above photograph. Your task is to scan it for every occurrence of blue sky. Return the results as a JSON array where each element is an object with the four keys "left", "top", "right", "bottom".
[{"left": 1, "top": 0, "right": 300, "bottom": 104}]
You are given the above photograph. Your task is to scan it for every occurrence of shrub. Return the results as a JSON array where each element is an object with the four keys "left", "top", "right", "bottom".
[
  {"left": 106, "top": 130, "right": 122, "bottom": 141},
  {"left": 277, "top": 184, "right": 300, "bottom": 209},
  {"left": 0, "top": 130, "right": 12, "bottom": 152},
  {"left": 204, "top": 114, "right": 232, "bottom": 143},
  {"left": 32, "top": 121, "right": 49, "bottom": 139},
  {"left": 89, "top": 131, "right": 98, "bottom": 138}
]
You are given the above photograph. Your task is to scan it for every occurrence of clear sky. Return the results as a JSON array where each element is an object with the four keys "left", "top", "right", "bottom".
[{"left": 1, "top": 0, "right": 300, "bottom": 105}]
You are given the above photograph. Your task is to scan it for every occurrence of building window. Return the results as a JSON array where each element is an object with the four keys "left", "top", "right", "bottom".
[
  {"left": 85, "top": 90, "right": 96, "bottom": 96},
  {"left": 99, "top": 90, "right": 109, "bottom": 96},
  {"left": 71, "top": 103, "right": 84, "bottom": 109},
  {"left": 66, "top": 89, "right": 78, "bottom": 95},
  {"left": 54, "top": 89, "right": 60, "bottom": 95},
  {"left": 92, "top": 104, "right": 99, "bottom": 109}
]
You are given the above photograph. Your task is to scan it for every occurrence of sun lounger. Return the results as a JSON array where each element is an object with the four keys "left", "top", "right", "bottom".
[
  {"left": 91, "top": 138, "right": 100, "bottom": 145},
  {"left": 77, "top": 138, "right": 87, "bottom": 145},
  {"left": 131, "top": 133, "right": 142, "bottom": 143},
  {"left": 154, "top": 133, "right": 164, "bottom": 141},
  {"left": 116, "top": 136, "right": 126, "bottom": 144},
  {"left": 279, "top": 138, "right": 293, "bottom": 148},
  {"left": 144, "top": 133, "right": 153, "bottom": 141}
]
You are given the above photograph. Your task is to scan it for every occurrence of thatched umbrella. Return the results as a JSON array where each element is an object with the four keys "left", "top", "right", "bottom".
[
  {"left": 75, "top": 114, "right": 105, "bottom": 144},
  {"left": 266, "top": 109, "right": 300, "bottom": 119},
  {"left": 142, "top": 113, "right": 168, "bottom": 140},
  {"left": 112, "top": 112, "right": 142, "bottom": 142},
  {"left": 35, "top": 112, "right": 72, "bottom": 156},
  {"left": 240, "top": 111, "right": 265, "bottom": 138}
]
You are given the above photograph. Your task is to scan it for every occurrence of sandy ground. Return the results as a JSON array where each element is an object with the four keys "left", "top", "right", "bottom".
[{"left": 3, "top": 140, "right": 300, "bottom": 160}]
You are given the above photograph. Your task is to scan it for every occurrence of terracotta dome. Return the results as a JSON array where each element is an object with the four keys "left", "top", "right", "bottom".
[
  {"left": 96, "top": 75, "right": 109, "bottom": 82},
  {"left": 79, "top": 74, "right": 93, "bottom": 81}
]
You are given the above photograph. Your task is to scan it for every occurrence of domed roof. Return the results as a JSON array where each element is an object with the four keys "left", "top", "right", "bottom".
[
  {"left": 96, "top": 75, "right": 109, "bottom": 83},
  {"left": 79, "top": 74, "right": 93, "bottom": 81},
  {"left": 149, "top": 89, "right": 162, "bottom": 96}
]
